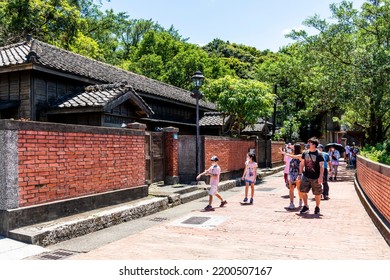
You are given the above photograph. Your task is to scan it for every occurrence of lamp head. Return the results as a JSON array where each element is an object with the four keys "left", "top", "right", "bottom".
[{"left": 191, "top": 70, "right": 204, "bottom": 89}]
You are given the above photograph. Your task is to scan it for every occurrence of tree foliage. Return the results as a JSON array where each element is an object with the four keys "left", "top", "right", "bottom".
[
  {"left": 287, "top": 0, "right": 390, "bottom": 144},
  {"left": 0, "top": 0, "right": 389, "bottom": 144},
  {"left": 205, "top": 76, "right": 274, "bottom": 136}
]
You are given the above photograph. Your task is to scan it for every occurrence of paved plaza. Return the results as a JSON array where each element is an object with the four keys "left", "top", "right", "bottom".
[{"left": 69, "top": 162, "right": 390, "bottom": 260}]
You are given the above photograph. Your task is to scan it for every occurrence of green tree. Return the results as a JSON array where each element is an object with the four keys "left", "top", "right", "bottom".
[
  {"left": 203, "top": 38, "right": 267, "bottom": 79},
  {"left": 288, "top": 0, "right": 390, "bottom": 144},
  {"left": 204, "top": 76, "right": 274, "bottom": 136},
  {"left": 0, "top": 0, "right": 81, "bottom": 47}
]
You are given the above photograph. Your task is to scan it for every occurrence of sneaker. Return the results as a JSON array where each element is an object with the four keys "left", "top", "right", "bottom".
[
  {"left": 243, "top": 197, "right": 248, "bottom": 203},
  {"left": 204, "top": 205, "right": 213, "bottom": 211},
  {"left": 220, "top": 200, "right": 227, "bottom": 207},
  {"left": 288, "top": 202, "right": 295, "bottom": 209},
  {"left": 300, "top": 205, "right": 309, "bottom": 214},
  {"left": 323, "top": 196, "right": 329, "bottom": 200},
  {"left": 315, "top": 206, "right": 320, "bottom": 214},
  {"left": 249, "top": 198, "right": 254, "bottom": 204},
  {"left": 299, "top": 200, "right": 303, "bottom": 207}
]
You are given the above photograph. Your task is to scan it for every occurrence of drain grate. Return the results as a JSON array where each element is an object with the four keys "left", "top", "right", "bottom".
[
  {"left": 182, "top": 216, "right": 211, "bottom": 225},
  {"left": 150, "top": 217, "right": 169, "bottom": 222},
  {"left": 34, "top": 249, "right": 79, "bottom": 260},
  {"left": 256, "top": 187, "right": 276, "bottom": 192}
]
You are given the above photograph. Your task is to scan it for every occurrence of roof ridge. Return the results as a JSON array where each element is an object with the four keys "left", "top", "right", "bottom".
[{"left": 84, "top": 81, "right": 131, "bottom": 92}]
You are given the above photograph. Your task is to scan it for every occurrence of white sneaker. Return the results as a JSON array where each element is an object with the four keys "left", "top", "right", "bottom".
[
  {"left": 299, "top": 200, "right": 303, "bottom": 207},
  {"left": 288, "top": 202, "right": 295, "bottom": 209}
]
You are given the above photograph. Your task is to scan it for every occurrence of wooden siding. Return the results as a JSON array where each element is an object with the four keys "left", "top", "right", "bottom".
[{"left": 0, "top": 71, "right": 31, "bottom": 119}]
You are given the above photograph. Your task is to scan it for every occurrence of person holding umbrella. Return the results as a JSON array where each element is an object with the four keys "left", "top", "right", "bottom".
[{"left": 328, "top": 146, "right": 341, "bottom": 181}]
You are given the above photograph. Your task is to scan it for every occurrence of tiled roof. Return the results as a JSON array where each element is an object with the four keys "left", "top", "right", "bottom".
[
  {"left": 0, "top": 39, "right": 215, "bottom": 110},
  {"left": 199, "top": 112, "right": 228, "bottom": 126},
  {"left": 242, "top": 122, "right": 270, "bottom": 133},
  {"left": 50, "top": 82, "right": 153, "bottom": 116}
]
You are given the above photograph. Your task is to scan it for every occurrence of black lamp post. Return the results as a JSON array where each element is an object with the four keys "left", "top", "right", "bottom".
[{"left": 191, "top": 70, "right": 204, "bottom": 176}]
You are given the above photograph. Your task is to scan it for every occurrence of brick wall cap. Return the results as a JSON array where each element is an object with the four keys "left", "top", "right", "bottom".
[
  {"left": 125, "top": 122, "right": 146, "bottom": 130},
  {"left": 162, "top": 127, "right": 179, "bottom": 133}
]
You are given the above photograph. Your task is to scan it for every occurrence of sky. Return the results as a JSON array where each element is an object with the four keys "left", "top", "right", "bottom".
[{"left": 100, "top": 0, "right": 367, "bottom": 52}]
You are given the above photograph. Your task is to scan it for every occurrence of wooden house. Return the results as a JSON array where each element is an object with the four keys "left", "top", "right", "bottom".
[{"left": 0, "top": 37, "right": 215, "bottom": 134}]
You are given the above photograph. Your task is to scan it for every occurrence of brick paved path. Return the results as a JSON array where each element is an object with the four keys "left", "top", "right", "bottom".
[{"left": 72, "top": 162, "right": 390, "bottom": 260}]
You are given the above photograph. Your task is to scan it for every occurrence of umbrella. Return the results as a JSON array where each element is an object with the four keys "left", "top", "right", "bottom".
[{"left": 325, "top": 143, "right": 345, "bottom": 153}]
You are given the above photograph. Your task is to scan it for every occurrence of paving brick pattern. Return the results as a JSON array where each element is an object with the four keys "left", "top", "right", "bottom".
[{"left": 72, "top": 162, "right": 390, "bottom": 260}]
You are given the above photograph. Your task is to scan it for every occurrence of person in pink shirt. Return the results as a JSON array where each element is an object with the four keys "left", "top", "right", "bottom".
[
  {"left": 241, "top": 153, "right": 258, "bottom": 204},
  {"left": 196, "top": 155, "right": 227, "bottom": 211}
]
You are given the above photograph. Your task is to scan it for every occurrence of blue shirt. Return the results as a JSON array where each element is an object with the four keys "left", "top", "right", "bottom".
[{"left": 322, "top": 152, "right": 330, "bottom": 169}]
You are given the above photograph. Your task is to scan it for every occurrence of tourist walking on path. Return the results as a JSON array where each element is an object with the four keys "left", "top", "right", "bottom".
[
  {"left": 350, "top": 143, "right": 360, "bottom": 169},
  {"left": 318, "top": 144, "right": 331, "bottom": 200},
  {"left": 279, "top": 144, "right": 303, "bottom": 209},
  {"left": 241, "top": 153, "right": 258, "bottom": 204},
  {"left": 345, "top": 144, "right": 351, "bottom": 166},
  {"left": 328, "top": 146, "right": 340, "bottom": 181},
  {"left": 299, "top": 137, "right": 324, "bottom": 214},
  {"left": 283, "top": 143, "right": 293, "bottom": 189},
  {"left": 196, "top": 155, "right": 227, "bottom": 211}
]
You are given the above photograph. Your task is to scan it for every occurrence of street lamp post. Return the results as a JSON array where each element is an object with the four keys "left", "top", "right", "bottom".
[{"left": 191, "top": 70, "right": 204, "bottom": 176}]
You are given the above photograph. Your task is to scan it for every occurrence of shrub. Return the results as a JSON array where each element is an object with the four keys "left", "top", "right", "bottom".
[{"left": 361, "top": 139, "right": 390, "bottom": 165}]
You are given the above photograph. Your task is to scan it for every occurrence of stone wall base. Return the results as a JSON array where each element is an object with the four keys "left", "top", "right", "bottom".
[{"left": 0, "top": 185, "right": 148, "bottom": 235}]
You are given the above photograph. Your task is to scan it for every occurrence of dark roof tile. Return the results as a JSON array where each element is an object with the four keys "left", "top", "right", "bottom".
[
  {"left": 50, "top": 82, "right": 153, "bottom": 116},
  {"left": 199, "top": 112, "right": 228, "bottom": 126},
  {"left": 0, "top": 39, "right": 215, "bottom": 110}
]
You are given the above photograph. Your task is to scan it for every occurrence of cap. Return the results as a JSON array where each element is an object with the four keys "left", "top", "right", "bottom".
[
  {"left": 210, "top": 155, "right": 219, "bottom": 161},
  {"left": 318, "top": 144, "right": 324, "bottom": 149}
]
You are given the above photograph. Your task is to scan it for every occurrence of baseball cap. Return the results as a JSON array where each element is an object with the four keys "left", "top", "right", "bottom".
[
  {"left": 210, "top": 155, "right": 219, "bottom": 161},
  {"left": 318, "top": 144, "right": 324, "bottom": 149}
]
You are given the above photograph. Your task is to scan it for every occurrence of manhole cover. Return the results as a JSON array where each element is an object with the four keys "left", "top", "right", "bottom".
[
  {"left": 256, "top": 187, "right": 277, "bottom": 192},
  {"left": 182, "top": 216, "right": 211, "bottom": 225},
  {"left": 150, "top": 217, "right": 169, "bottom": 222},
  {"left": 33, "top": 249, "right": 79, "bottom": 260}
]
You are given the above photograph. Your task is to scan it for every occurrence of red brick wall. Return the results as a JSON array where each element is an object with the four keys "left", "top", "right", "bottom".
[
  {"left": 271, "top": 141, "right": 285, "bottom": 165},
  {"left": 18, "top": 129, "right": 145, "bottom": 207},
  {"left": 204, "top": 137, "right": 255, "bottom": 172},
  {"left": 357, "top": 156, "right": 390, "bottom": 223},
  {"left": 164, "top": 129, "right": 179, "bottom": 176}
]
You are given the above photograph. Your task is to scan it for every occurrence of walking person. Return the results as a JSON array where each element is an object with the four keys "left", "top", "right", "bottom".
[
  {"left": 299, "top": 137, "right": 324, "bottom": 215},
  {"left": 344, "top": 144, "right": 351, "bottom": 167},
  {"left": 241, "top": 153, "right": 258, "bottom": 204},
  {"left": 283, "top": 143, "right": 293, "bottom": 189},
  {"left": 279, "top": 144, "right": 304, "bottom": 209},
  {"left": 350, "top": 143, "right": 360, "bottom": 169},
  {"left": 328, "top": 146, "right": 340, "bottom": 181},
  {"left": 318, "top": 144, "right": 331, "bottom": 200},
  {"left": 196, "top": 155, "right": 227, "bottom": 211}
]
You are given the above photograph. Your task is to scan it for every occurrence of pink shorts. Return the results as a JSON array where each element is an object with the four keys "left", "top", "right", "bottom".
[{"left": 208, "top": 185, "right": 218, "bottom": 195}]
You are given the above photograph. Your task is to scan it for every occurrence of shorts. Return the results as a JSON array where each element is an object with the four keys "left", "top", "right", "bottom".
[
  {"left": 288, "top": 173, "right": 300, "bottom": 184},
  {"left": 300, "top": 176, "right": 322, "bottom": 195},
  {"left": 208, "top": 184, "right": 218, "bottom": 195},
  {"left": 245, "top": 179, "right": 255, "bottom": 185}
]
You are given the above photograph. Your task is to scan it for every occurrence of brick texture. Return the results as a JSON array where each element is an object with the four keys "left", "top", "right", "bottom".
[
  {"left": 164, "top": 131, "right": 179, "bottom": 177},
  {"left": 204, "top": 137, "right": 255, "bottom": 172},
  {"left": 271, "top": 141, "right": 285, "bottom": 165},
  {"left": 357, "top": 156, "right": 390, "bottom": 223},
  {"left": 18, "top": 130, "right": 145, "bottom": 207}
]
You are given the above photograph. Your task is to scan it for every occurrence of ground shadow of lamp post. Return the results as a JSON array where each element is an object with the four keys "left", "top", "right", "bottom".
[{"left": 191, "top": 70, "right": 204, "bottom": 176}]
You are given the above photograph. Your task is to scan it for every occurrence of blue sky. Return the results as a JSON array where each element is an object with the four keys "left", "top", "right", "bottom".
[{"left": 101, "top": 0, "right": 366, "bottom": 51}]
